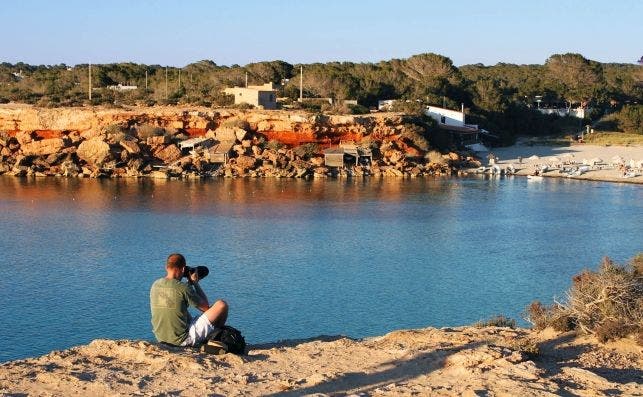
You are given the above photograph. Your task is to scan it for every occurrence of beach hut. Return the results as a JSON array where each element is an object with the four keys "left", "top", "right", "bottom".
[
  {"left": 323, "top": 142, "right": 373, "bottom": 168},
  {"left": 206, "top": 140, "right": 235, "bottom": 164},
  {"left": 323, "top": 148, "right": 346, "bottom": 168}
]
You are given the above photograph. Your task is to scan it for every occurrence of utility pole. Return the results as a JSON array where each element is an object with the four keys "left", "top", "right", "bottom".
[
  {"left": 299, "top": 65, "right": 303, "bottom": 102},
  {"left": 88, "top": 62, "right": 92, "bottom": 101},
  {"left": 165, "top": 67, "right": 168, "bottom": 100}
]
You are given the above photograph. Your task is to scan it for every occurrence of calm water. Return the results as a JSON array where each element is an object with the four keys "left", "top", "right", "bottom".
[{"left": 0, "top": 176, "right": 641, "bottom": 362}]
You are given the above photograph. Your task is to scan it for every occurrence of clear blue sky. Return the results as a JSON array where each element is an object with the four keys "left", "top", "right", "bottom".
[{"left": 2, "top": 0, "right": 641, "bottom": 67}]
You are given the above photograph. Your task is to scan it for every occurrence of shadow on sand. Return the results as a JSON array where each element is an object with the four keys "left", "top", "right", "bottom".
[{"left": 264, "top": 341, "right": 484, "bottom": 396}]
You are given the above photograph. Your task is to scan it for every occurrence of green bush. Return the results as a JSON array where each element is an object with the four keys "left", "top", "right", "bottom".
[
  {"left": 616, "top": 105, "right": 642, "bottom": 134},
  {"left": 390, "top": 100, "right": 426, "bottom": 117}
]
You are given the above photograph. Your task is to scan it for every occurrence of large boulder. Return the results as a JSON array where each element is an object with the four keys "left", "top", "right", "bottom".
[
  {"left": 154, "top": 144, "right": 182, "bottom": 163},
  {"left": 147, "top": 135, "right": 170, "bottom": 146},
  {"left": 77, "top": 138, "right": 111, "bottom": 166},
  {"left": 120, "top": 140, "right": 141, "bottom": 155},
  {"left": 20, "top": 138, "right": 66, "bottom": 156},
  {"left": 235, "top": 155, "right": 257, "bottom": 170},
  {"left": 212, "top": 126, "right": 244, "bottom": 142}
]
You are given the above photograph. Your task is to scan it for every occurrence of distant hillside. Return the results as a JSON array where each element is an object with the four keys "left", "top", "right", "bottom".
[{"left": 1, "top": 53, "right": 641, "bottom": 142}]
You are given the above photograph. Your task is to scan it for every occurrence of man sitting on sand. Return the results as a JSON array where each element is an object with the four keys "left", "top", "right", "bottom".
[{"left": 150, "top": 253, "right": 228, "bottom": 346}]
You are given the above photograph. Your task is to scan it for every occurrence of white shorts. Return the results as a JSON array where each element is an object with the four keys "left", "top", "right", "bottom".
[{"left": 181, "top": 313, "right": 215, "bottom": 346}]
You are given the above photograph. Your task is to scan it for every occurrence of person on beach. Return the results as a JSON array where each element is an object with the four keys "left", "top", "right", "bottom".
[{"left": 150, "top": 253, "right": 228, "bottom": 346}]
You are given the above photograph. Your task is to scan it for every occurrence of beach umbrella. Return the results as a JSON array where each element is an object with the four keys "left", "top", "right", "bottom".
[
  {"left": 527, "top": 155, "right": 540, "bottom": 162},
  {"left": 611, "top": 155, "right": 625, "bottom": 165}
]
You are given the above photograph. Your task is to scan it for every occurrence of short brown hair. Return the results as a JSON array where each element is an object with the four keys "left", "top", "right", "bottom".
[{"left": 166, "top": 253, "right": 186, "bottom": 269}]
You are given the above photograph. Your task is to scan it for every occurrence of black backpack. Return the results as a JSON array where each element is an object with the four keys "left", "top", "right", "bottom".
[{"left": 207, "top": 326, "right": 246, "bottom": 355}]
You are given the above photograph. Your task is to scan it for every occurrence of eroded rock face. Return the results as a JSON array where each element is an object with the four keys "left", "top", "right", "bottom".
[
  {"left": 20, "top": 138, "right": 66, "bottom": 156},
  {"left": 0, "top": 105, "right": 458, "bottom": 179},
  {"left": 77, "top": 138, "right": 111, "bottom": 166}
]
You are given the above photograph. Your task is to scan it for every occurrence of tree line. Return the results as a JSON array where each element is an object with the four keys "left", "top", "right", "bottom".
[{"left": 1, "top": 53, "right": 641, "bottom": 142}]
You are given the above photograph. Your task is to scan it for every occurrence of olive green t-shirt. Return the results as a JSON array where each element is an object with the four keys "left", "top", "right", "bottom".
[{"left": 150, "top": 278, "right": 201, "bottom": 345}]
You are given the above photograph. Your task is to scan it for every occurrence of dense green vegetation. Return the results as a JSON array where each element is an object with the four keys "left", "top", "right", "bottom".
[{"left": 1, "top": 53, "right": 641, "bottom": 143}]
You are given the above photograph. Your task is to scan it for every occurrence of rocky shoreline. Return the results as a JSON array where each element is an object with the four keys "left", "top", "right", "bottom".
[
  {"left": 1, "top": 326, "right": 640, "bottom": 396},
  {"left": 0, "top": 105, "right": 479, "bottom": 180}
]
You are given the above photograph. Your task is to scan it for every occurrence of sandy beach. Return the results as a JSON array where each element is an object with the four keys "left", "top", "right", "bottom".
[
  {"left": 0, "top": 326, "right": 641, "bottom": 396},
  {"left": 486, "top": 143, "right": 643, "bottom": 184}
]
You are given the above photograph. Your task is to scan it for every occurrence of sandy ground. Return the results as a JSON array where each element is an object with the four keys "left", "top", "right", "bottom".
[
  {"left": 486, "top": 143, "right": 643, "bottom": 184},
  {"left": 0, "top": 327, "right": 641, "bottom": 396}
]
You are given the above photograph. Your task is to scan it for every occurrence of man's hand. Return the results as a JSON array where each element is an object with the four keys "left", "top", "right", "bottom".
[{"left": 189, "top": 270, "right": 199, "bottom": 284}]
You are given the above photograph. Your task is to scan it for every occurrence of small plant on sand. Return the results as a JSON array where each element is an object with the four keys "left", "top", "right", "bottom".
[
  {"left": 525, "top": 255, "right": 643, "bottom": 343},
  {"left": 475, "top": 314, "right": 516, "bottom": 328},
  {"left": 220, "top": 118, "right": 251, "bottom": 131},
  {"left": 509, "top": 338, "right": 540, "bottom": 360}
]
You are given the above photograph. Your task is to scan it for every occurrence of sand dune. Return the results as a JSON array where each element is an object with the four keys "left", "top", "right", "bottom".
[{"left": 1, "top": 327, "right": 640, "bottom": 396}]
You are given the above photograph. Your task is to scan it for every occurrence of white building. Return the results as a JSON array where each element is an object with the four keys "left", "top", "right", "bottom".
[
  {"left": 377, "top": 99, "right": 396, "bottom": 111},
  {"left": 425, "top": 105, "right": 468, "bottom": 127},
  {"left": 107, "top": 83, "right": 138, "bottom": 91},
  {"left": 537, "top": 108, "right": 588, "bottom": 119}
]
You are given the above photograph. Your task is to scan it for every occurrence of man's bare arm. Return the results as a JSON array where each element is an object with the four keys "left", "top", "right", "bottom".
[{"left": 189, "top": 273, "right": 210, "bottom": 312}]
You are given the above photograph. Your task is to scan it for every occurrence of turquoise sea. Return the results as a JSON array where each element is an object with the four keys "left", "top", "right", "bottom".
[{"left": 0, "top": 176, "right": 641, "bottom": 362}]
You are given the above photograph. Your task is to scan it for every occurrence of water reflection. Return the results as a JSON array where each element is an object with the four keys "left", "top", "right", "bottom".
[{"left": 0, "top": 175, "right": 641, "bottom": 362}]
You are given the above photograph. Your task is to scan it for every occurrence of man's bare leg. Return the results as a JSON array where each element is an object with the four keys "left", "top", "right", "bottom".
[{"left": 205, "top": 300, "right": 228, "bottom": 328}]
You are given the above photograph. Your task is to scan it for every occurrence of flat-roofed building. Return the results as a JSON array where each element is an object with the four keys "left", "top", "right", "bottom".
[{"left": 223, "top": 83, "right": 278, "bottom": 109}]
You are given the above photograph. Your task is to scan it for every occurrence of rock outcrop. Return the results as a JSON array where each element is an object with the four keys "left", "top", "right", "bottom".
[{"left": 0, "top": 104, "right": 480, "bottom": 179}]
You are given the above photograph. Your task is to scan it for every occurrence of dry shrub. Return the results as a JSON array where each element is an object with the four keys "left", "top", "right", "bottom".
[
  {"left": 475, "top": 314, "right": 516, "bottom": 328},
  {"left": 293, "top": 143, "right": 319, "bottom": 159},
  {"left": 525, "top": 301, "right": 575, "bottom": 332},
  {"left": 595, "top": 320, "right": 636, "bottom": 343},
  {"left": 136, "top": 124, "right": 166, "bottom": 139},
  {"left": 399, "top": 124, "right": 430, "bottom": 152},
  {"left": 525, "top": 255, "right": 643, "bottom": 342},
  {"left": 265, "top": 140, "right": 284, "bottom": 151},
  {"left": 425, "top": 150, "right": 446, "bottom": 165},
  {"left": 631, "top": 253, "right": 643, "bottom": 276},
  {"left": 221, "top": 118, "right": 250, "bottom": 131},
  {"left": 509, "top": 339, "right": 540, "bottom": 360}
]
